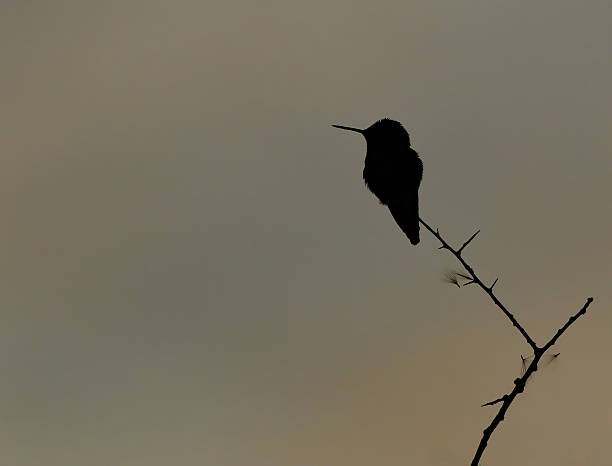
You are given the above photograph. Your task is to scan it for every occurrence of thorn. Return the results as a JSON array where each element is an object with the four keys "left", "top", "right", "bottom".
[
  {"left": 458, "top": 229, "right": 481, "bottom": 253},
  {"left": 463, "top": 280, "right": 476, "bottom": 287},
  {"left": 490, "top": 278, "right": 499, "bottom": 290},
  {"left": 481, "top": 395, "right": 506, "bottom": 407}
]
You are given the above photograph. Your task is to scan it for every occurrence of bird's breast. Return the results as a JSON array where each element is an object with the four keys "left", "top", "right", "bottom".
[
  {"left": 362, "top": 149, "right": 422, "bottom": 206},
  {"left": 363, "top": 161, "right": 394, "bottom": 205}
]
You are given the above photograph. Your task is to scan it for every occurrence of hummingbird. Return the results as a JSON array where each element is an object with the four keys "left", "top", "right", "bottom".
[{"left": 332, "top": 118, "right": 423, "bottom": 244}]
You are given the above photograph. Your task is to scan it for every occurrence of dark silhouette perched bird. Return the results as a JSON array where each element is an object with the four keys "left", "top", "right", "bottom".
[{"left": 332, "top": 118, "right": 423, "bottom": 244}]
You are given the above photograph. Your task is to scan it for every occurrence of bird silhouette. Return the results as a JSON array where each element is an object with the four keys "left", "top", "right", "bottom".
[{"left": 332, "top": 118, "right": 423, "bottom": 244}]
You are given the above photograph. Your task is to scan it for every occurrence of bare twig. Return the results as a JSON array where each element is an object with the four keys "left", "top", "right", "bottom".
[
  {"left": 471, "top": 298, "right": 593, "bottom": 466},
  {"left": 484, "top": 353, "right": 561, "bottom": 408},
  {"left": 541, "top": 300, "right": 593, "bottom": 353},
  {"left": 417, "top": 217, "right": 593, "bottom": 466},
  {"left": 419, "top": 218, "right": 538, "bottom": 351}
]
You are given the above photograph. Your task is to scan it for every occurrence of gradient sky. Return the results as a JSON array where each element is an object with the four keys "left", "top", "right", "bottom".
[{"left": 2, "top": 1, "right": 611, "bottom": 465}]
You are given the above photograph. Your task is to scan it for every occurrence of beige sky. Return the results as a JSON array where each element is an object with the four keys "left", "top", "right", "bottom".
[{"left": 1, "top": 1, "right": 611, "bottom": 464}]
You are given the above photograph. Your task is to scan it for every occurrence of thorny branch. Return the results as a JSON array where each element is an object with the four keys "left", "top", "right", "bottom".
[
  {"left": 471, "top": 298, "right": 592, "bottom": 466},
  {"left": 418, "top": 217, "right": 594, "bottom": 466},
  {"left": 419, "top": 218, "right": 538, "bottom": 351}
]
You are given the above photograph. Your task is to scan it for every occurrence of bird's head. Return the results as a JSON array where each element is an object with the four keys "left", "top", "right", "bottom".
[{"left": 332, "top": 118, "right": 411, "bottom": 146}]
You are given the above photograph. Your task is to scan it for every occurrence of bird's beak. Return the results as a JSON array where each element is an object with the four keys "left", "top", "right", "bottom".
[{"left": 331, "top": 124, "right": 364, "bottom": 134}]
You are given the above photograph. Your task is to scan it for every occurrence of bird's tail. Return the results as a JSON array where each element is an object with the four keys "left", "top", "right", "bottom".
[{"left": 388, "top": 192, "right": 420, "bottom": 245}]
